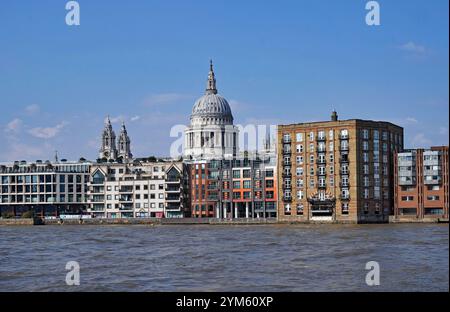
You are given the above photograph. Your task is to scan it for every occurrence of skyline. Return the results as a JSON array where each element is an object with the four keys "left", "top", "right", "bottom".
[{"left": 0, "top": 0, "right": 448, "bottom": 162}]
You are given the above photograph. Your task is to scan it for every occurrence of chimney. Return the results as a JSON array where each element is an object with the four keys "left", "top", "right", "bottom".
[{"left": 331, "top": 111, "right": 338, "bottom": 122}]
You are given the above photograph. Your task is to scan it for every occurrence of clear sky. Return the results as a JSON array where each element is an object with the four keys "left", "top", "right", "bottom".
[{"left": 0, "top": 0, "right": 448, "bottom": 161}]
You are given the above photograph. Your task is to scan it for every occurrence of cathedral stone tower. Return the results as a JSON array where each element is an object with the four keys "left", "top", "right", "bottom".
[
  {"left": 118, "top": 121, "right": 133, "bottom": 161},
  {"left": 99, "top": 116, "right": 118, "bottom": 160}
]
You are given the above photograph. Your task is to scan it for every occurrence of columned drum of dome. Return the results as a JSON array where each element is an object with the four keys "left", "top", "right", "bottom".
[{"left": 184, "top": 61, "right": 239, "bottom": 160}]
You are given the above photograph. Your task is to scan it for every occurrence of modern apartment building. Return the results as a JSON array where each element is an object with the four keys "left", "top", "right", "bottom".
[
  {"left": 87, "top": 160, "right": 188, "bottom": 218},
  {"left": 188, "top": 153, "right": 277, "bottom": 218},
  {"left": 277, "top": 112, "right": 404, "bottom": 223},
  {"left": 0, "top": 159, "right": 91, "bottom": 217},
  {"left": 394, "top": 146, "right": 449, "bottom": 221}
]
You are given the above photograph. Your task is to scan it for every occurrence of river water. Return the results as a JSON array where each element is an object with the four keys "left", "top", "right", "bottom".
[{"left": 0, "top": 224, "right": 448, "bottom": 291}]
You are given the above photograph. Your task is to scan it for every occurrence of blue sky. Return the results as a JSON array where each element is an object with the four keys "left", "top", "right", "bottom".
[{"left": 0, "top": 0, "right": 448, "bottom": 161}]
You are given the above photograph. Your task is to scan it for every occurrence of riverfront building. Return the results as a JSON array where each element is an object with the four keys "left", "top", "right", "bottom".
[
  {"left": 277, "top": 112, "right": 404, "bottom": 223},
  {"left": 0, "top": 159, "right": 91, "bottom": 217},
  {"left": 393, "top": 146, "right": 449, "bottom": 221},
  {"left": 87, "top": 160, "right": 188, "bottom": 218},
  {"left": 187, "top": 153, "right": 277, "bottom": 219}
]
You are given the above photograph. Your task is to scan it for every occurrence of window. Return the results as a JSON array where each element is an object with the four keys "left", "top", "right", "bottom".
[
  {"left": 363, "top": 164, "right": 369, "bottom": 175},
  {"left": 363, "top": 176, "right": 369, "bottom": 187},
  {"left": 363, "top": 141, "right": 369, "bottom": 151},
  {"left": 374, "top": 187, "right": 380, "bottom": 199},
  {"left": 296, "top": 133, "right": 303, "bottom": 142},
  {"left": 232, "top": 170, "right": 240, "bottom": 179},
  {"left": 363, "top": 188, "right": 369, "bottom": 199},
  {"left": 296, "top": 156, "right": 303, "bottom": 164},
  {"left": 342, "top": 203, "right": 349, "bottom": 215},
  {"left": 296, "top": 144, "right": 303, "bottom": 153},
  {"left": 401, "top": 196, "right": 414, "bottom": 201},
  {"left": 373, "top": 130, "right": 379, "bottom": 140},
  {"left": 92, "top": 171, "right": 105, "bottom": 184},
  {"left": 296, "top": 167, "right": 303, "bottom": 176},
  {"left": 427, "top": 195, "right": 440, "bottom": 201},
  {"left": 309, "top": 132, "right": 314, "bottom": 141},
  {"left": 309, "top": 155, "right": 314, "bottom": 164},
  {"left": 284, "top": 203, "right": 291, "bottom": 214},
  {"left": 363, "top": 153, "right": 369, "bottom": 163},
  {"left": 318, "top": 131, "right": 325, "bottom": 140},
  {"left": 362, "top": 129, "right": 369, "bottom": 139},
  {"left": 309, "top": 143, "right": 314, "bottom": 152},
  {"left": 297, "top": 190, "right": 303, "bottom": 200},
  {"left": 296, "top": 204, "right": 304, "bottom": 215}
]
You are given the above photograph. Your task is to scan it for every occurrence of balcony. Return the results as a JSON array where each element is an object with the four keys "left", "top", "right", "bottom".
[
  {"left": 119, "top": 203, "right": 133, "bottom": 210},
  {"left": 282, "top": 173, "right": 291, "bottom": 178},
  {"left": 166, "top": 194, "right": 180, "bottom": 202},
  {"left": 283, "top": 161, "right": 292, "bottom": 166},
  {"left": 282, "top": 184, "right": 292, "bottom": 189},
  {"left": 283, "top": 148, "right": 291, "bottom": 155},
  {"left": 339, "top": 157, "right": 349, "bottom": 163},
  {"left": 340, "top": 169, "right": 350, "bottom": 175},
  {"left": 340, "top": 182, "right": 350, "bottom": 188},
  {"left": 317, "top": 159, "right": 326, "bottom": 165},
  {"left": 318, "top": 184, "right": 327, "bottom": 189},
  {"left": 339, "top": 134, "right": 349, "bottom": 140},
  {"left": 166, "top": 178, "right": 181, "bottom": 184},
  {"left": 282, "top": 196, "right": 292, "bottom": 202},
  {"left": 119, "top": 187, "right": 133, "bottom": 193},
  {"left": 317, "top": 136, "right": 326, "bottom": 142},
  {"left": 339, "top": 195, "right": 350, "bottom": 200},
  {"left": 282, "top": 137, "right": 291, "bottom": 144},
  {"left": 424, "top": 177, "right": 442, "bottom": 185},
  {"left": 340, "top": 145, "right": 349, "bottom": 151},
  {"left": 119, "top": 195, "right": 133, "bottom": 202},
  {"left": 165, "top": 203, "right": 180, "bottom": 210},
  {"left": 317, "top": 149, "right": 326, "bottom": 154},
  {"left": 207, "top": 184, "right": 218, "bottom": 190}
]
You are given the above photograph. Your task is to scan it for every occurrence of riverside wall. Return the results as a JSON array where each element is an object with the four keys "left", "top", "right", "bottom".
[{"left": 0, "top": 217, "right": 446, "bottom": 226}]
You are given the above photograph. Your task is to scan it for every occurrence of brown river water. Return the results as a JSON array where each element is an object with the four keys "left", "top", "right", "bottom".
[{"left": 0, "top": 224, "right": 448, "bottom": 291}]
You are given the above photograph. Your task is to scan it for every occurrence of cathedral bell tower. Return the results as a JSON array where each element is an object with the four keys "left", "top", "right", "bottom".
[
  {"left": 99, "top": 116, "right": 118, "bottom": 160},
  {"left": 118, "top": 121, "right": 133, "bottom": 161}
]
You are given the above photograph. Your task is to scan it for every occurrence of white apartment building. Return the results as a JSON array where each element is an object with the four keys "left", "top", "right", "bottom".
[{"left": 87, "top": 160, "right": 187, "bottom": 218}]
